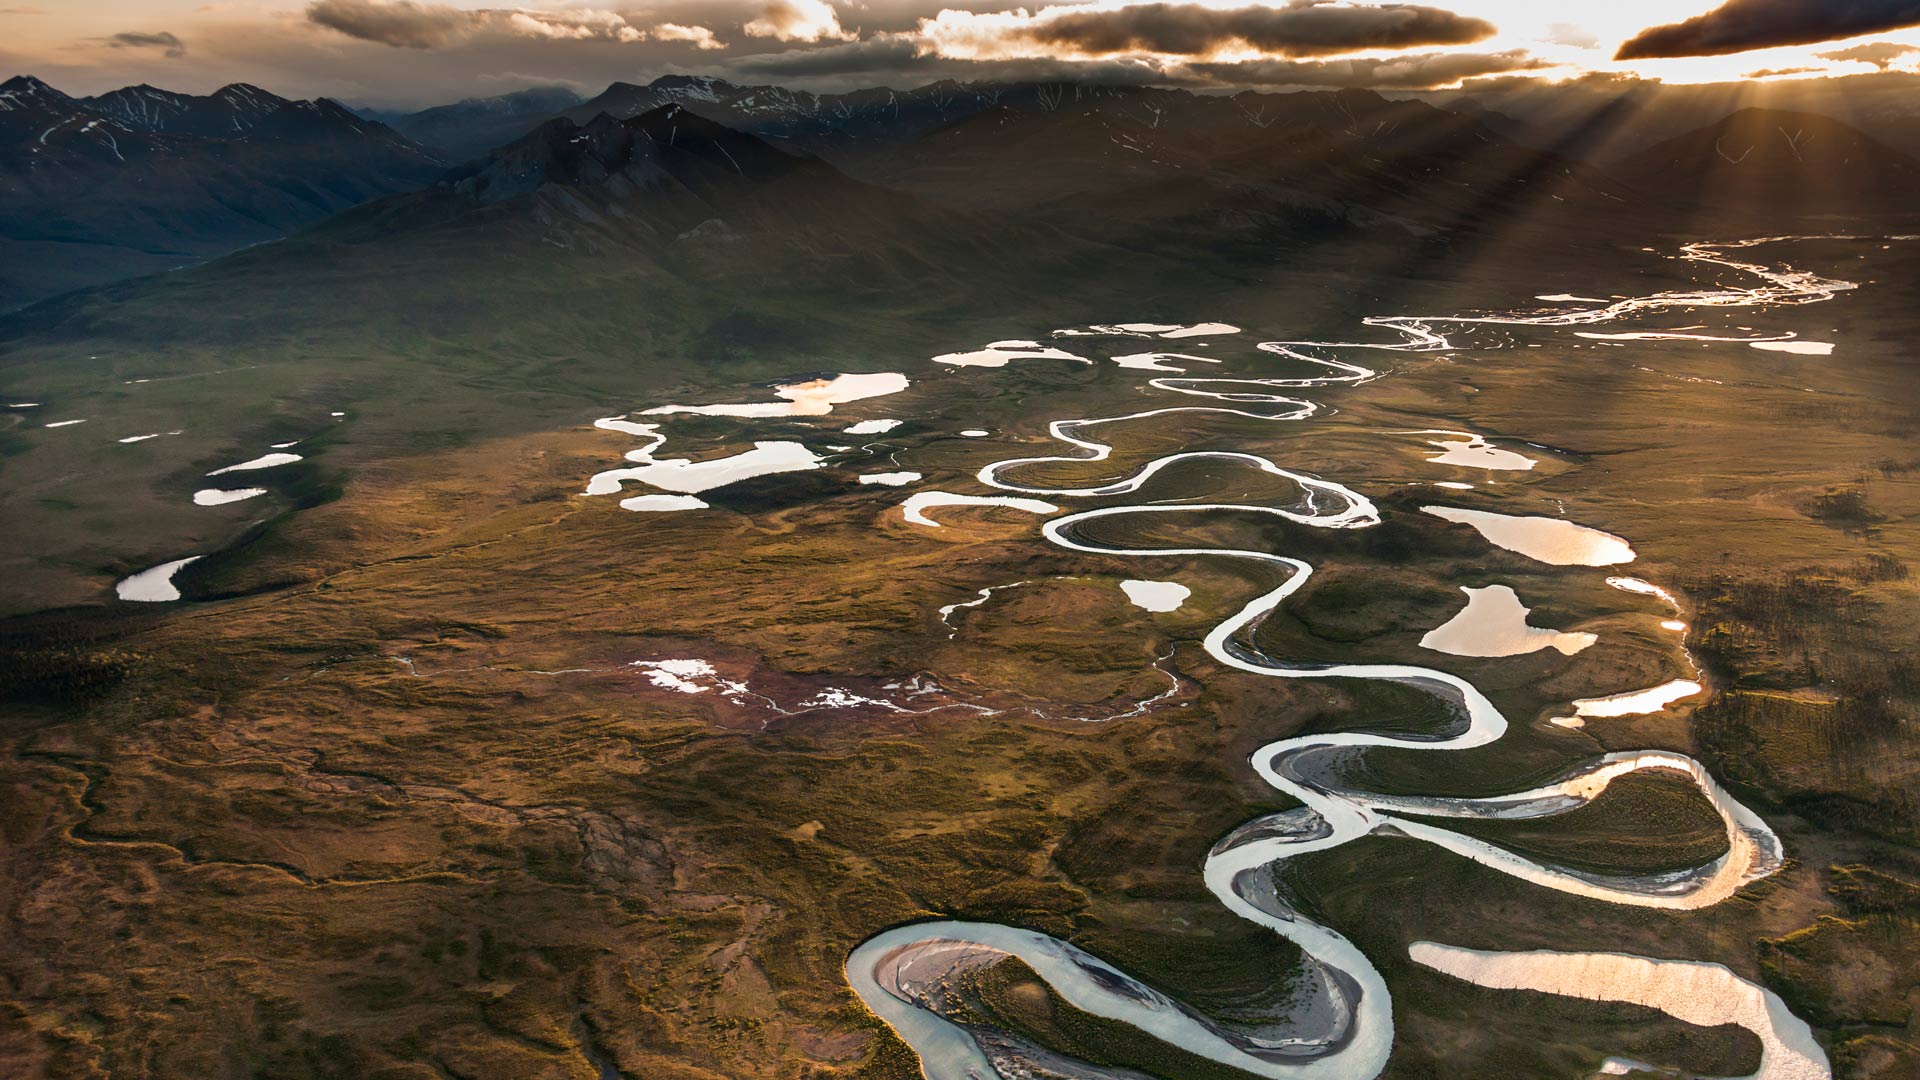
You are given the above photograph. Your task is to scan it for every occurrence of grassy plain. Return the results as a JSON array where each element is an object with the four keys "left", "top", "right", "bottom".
[{"left": 2, "top": 230, "right": 1918, "bottom": 1079}]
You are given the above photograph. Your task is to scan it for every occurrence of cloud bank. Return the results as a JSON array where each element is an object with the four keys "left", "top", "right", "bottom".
[
  {"left": 1617, "top": 0, "right": 1920, "bottom": 60},
  {"left": 919, "top": 1, "right": 1494, "bottom": 61},
  {"left": 37, "top": 0, "right": 1552, "bottom": 102},
  {"left": 719, "top": 2, "right": 1532, "bottom": 90},
  {"left": 305, "top": 0, "right": 724, "bottom": 50},
  {"left": 106, "top": 31, "right": 187, "bottom": 60},
  {"left": 729, "top": 44, "right": 1540, "bottom": 91},
  {"left": 1188, "top": 47, "right": 1543, "bottom": 86},
  {"left": 1540, "top": 22, "right": 1598, "bottom": 50},
  {"left": 1815, "top": 40, "right": 1920, "bottom": 68},
  {"left": 744, "top": 0, "right": 857, "bottom": 43}
]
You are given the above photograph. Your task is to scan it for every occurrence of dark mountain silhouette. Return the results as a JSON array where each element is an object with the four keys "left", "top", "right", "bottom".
[
  {"left": 852, "top": 85, "right": 1629, "bottom": 246},
  {"left": 7, "top": 71, "right": 1916, "bottom": 330},
  {"left": 0, "top": 75, "right": 447, "bottom": 310},
  {"left": 311, "top": 103, "right": 983, "bottom": 267},
  {"left": 83, "top": 82, "right": 291, "bottom": 137},
  {"left": 0, "top": 103, "right": 1088, "bottom": 354},
  {"left": 376, "top": 86, "right": 585, "bottom": 160}
]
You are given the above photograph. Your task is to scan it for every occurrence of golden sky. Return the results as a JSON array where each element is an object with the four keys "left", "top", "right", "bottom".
[{"left": 6, "top": 1, "right": 1920, "bottom": 104}]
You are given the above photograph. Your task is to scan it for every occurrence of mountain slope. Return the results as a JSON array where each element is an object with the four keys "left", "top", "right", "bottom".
[
  {"left": 0, "top": 103, "right": 1136, "bottom": 614},
  {"left": 556, "top": 74, "right": 1008, "bottom": 147},
  {"left": 462, "top": 74, "right": 1528, "bottom": 165},
  {"left": 1432, "top": 71, "right": 1920, "bottom": 162},
  {"left": 850, "top": 85, "right": 1630, "bottom": 254},
  {"left": 0, "top": 93, "right": 1722, "bottom": 619},
  {"left": 0, "top": 75, "right": 449, "bottom": 310},
  {"left": 322, "top": 104, "right": 937, "bottom": 256},
  {"left": 378, "top": 85, "right": 585, "bottom": 160},
  {"left": 0, "top": 75, "right": 166, "bottom": 166},
  {"left": 1, "top": 85, "right": 1645, "bottom": 352},
  {"left": 1, "top": 103, "right": 1101, "bottom": 357},
  {"left": 1610, "top": 108, "right": 1920, "bottom": 215}
]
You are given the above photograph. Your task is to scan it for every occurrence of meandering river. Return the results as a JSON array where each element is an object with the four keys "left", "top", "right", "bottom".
[{"left": 846, "top": 238, "right": 1884, "bottom": 1080}]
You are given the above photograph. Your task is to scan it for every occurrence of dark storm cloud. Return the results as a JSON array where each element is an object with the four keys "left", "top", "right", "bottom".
[
  {"left": 105, "top": 31, "right": 187, "bottom": 59},
  {"left": 1017, "top": 1, "right": 1495, "bottom": 58},
  {"left": 1189, "top": 47, "right": 1544, "bottom": 87},
  {"left": 1815, "top": 41, "right": 1920, "bottom": 68},
  {"left": 734, "top": 36, "right": 1542, "bottom": 90},
  {"left": 1617, "top": 0, "right": 1920, "bottom": 60},
  {"left": 728, "top": 30, "right": 1537, "bottom": 89},
  {"left": 307, "top": 0, "right": 471, "bottom": 48}
]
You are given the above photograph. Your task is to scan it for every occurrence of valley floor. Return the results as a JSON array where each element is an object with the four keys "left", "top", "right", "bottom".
[{"left": 2, "top": 233, "right": 1918, "bottom": 1079}]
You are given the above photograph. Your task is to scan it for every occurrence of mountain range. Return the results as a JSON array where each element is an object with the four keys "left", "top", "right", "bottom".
[
  {"left": 368, "top": 85, "right": 586, "bottom": 160},
  {"left": 5, "top": 72, "right": 1920, "bottom": 319},
  {"left": 1437, "top": 69, "right": 1920, "bottom": 163},
  {"left": 380, "top": 72, "right": 1920, "bottom": 172},
  {"left": 1611, "top": 106, "right": 1920, "bottom": 214},
  {"left": 315, "top": 102, "right": 983, "bottom": 279},
  {"left": 0, "top": 75, "right": 446, "bottom": 310}
]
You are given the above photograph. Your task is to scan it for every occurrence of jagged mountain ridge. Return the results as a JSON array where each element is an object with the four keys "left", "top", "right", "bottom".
[
  {"left": 0, "top": 74, "right": 448, "bottom": 310},
  {"left": 84, "top": 82, "right": 291, "bottom": 137},
  {"left": 7, "top": 68, "right": 1914, "bottom": 318},
  {"left": 0, "top": 75, "right": 167, "bottom": 166},
  {"left": 0, "top": 100, "right": 1130, "bottom": 361},
  {"left": 321, "top": 103, "right": 952, "bottom": 258},
  {"left": 444, "top": 74, "right": 1594, "bottom": 166},
  {"left": 0, "top": 94, "right": 1632, "bottom": 358}
]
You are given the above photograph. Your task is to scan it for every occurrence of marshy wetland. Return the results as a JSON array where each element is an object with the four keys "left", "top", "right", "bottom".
[{"left": 3, "top": 234, "right": 1919, "bottom": 1080}]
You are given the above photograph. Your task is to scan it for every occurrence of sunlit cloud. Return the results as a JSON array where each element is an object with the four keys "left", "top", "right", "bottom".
[
  {"left": 1540, "top": 21, "right": 1597, "bottom": 50},
  {"left": 1815, "top": 40, "right": 1920, "bottom": 69},
  {"left": 651, "top": 22, "right": 728, "bottom": 50},
  {"left": 304, "top": 0, "right": 723, "bottom": 49},
  {"left": 743, "top": 0, "right": 857, "bottom": 43},
  {"left": 1190, "top": 46, "right": 1542, "bottom": 85},
  {"left": 13, "top": 0, "right": 1920, "bottom": 104},
  {"left": 1456, "top": 68, "right": 1651, "bottom": 93},
  {"left": 728, "top": 40, "right": 1178, "bottom": 83}
]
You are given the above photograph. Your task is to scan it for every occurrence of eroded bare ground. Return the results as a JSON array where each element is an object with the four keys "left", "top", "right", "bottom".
[{"left": 4, "top": 243, "right": 1920, "bottom": 1079}]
